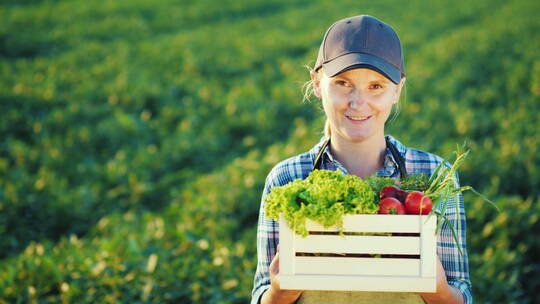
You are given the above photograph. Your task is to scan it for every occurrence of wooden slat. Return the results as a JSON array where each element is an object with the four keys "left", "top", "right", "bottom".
[
  {"left": 294, "top": 235, "right": 420, "bottom": 255},
  {"left": 280, "top": 274, "right": 436, "bottom": 292},
  {"left": 295, "top": 257, "right": 420, "bottom": 276},
  {"left": 304, "top": 214, "right": 430, "bottom": 233}
]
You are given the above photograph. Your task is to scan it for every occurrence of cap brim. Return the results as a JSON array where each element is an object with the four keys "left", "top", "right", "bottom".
[{"left": 323, "top": 53, "right": 402, "bottom": 84}]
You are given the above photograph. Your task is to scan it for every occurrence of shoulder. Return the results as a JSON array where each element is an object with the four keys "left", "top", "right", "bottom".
[
  {"left": 386, "top": 135, "right": 452, "bottom": 176},
  {"left": 264, "top": 139, "right": 325, "bottom": 188}
]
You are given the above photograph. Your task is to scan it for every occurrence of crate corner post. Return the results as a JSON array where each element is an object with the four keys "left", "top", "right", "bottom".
[
  {"left": 279, "top": 214, "right": 296, "bottom": 289},
  {"left": 420, "top": 215, "right": 437, "bottom": 292}
]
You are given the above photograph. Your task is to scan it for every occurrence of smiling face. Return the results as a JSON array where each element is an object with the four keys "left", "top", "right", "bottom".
[{"left": 312, "top": 68, "right": 405, "bottom": 144}]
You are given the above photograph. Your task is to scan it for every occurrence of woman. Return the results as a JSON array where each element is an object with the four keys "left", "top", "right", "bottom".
[{"left": 251, "top": 15, "right": 472, "bottom": 304}]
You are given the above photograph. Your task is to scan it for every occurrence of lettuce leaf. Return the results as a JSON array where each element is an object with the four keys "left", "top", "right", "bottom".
[{"left": 265, "top": 169, "right": 377, "bottom": 236}]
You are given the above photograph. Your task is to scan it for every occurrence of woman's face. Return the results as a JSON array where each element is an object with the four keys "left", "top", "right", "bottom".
[{"left": 313, "top": 68, "right": 404, "bottom": 144}]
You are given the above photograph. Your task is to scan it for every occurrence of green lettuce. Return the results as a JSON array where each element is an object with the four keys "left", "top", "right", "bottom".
[{"left": 265, "top": 169, "right": 378, "bottom": 237}]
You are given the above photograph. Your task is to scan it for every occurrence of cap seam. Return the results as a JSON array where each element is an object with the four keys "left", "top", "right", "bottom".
[
  {"left": 322, "top": 21, "right": 340, "bottom": 65},
  {"left": 363, "top": 16, "right": 370, "bottom": 50}
]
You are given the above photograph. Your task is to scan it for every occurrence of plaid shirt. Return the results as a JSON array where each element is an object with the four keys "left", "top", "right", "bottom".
[{"left": 251, "top": 135, "right": 472, "bottom": 303}]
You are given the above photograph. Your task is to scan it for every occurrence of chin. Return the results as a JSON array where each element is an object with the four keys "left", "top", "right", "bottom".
[{"left": 342, "top": 132, "right": 374, "bottom": 143}]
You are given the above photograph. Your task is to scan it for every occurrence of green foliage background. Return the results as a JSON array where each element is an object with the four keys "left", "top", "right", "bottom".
[{"left": 1, "top": 0, "right": 539, "bottom": 303}]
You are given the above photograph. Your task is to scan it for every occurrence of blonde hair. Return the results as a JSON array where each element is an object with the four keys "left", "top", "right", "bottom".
[
  {"left": 301, "top": 64, "right": 320, "bottom": 104},
  {"left": 301, "top": 65, "right": 406, "bottom": 138},
  {"left": 324, "top": 119, "right": 332, "bottom": 137}
]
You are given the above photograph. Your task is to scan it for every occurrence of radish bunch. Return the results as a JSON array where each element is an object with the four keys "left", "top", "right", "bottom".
[{"left": 378, "top": 186, "right": 433, "bottom": 215}]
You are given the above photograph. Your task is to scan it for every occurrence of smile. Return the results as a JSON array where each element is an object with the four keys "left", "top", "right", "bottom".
[{"left": 347, "top": 115, "right": 372, "bottom": 121}]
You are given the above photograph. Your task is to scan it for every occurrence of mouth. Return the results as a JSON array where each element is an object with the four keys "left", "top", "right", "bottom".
[{"left": 346, "top": 115, "right": 373, "bottom": 122}]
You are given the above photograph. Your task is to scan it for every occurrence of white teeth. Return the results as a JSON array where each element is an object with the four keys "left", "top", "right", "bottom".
[{"left": 349, "top": 115, "right": 370, "bottom": 121}]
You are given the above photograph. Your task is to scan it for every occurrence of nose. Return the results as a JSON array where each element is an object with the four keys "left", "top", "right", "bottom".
[{"left": 348, "top": 89, "right": 368, "bottom": 109}]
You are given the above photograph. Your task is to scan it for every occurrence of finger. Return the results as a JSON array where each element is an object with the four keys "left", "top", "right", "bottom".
[{"left": 269, "top": 251, "right": 280, "bottom": 275}]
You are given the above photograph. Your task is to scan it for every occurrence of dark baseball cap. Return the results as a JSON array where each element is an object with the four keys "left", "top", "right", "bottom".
[{"left": 314, "top": 15, "right": 405, "bottom": 84}]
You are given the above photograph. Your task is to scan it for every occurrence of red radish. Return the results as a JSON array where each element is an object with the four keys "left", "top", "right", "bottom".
[
  {"left": 378, "top": 197, "right": 406, "bottom": 214},
  {"left": 404, "top": 191, "right": 433, "bottom": 215},
  {"left": 396, "top": 189, "right": 410, "bottom": 203},
  {"left": 380, "top": 186, "right": 409, "bottom": 203},
  {"left": 380, "top": 186, "right": 401, "bottom": 199}
]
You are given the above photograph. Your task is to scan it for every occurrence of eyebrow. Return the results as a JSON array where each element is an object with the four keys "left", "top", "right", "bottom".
[
  {"left": 333, "top": 74, "right": 351, "bottom": 81},
  {"left": 367, "top": 74, "right": 391, "bottom": 84},
  {"left": 369, "top": 78, "right": 390, "bottom": 84}
]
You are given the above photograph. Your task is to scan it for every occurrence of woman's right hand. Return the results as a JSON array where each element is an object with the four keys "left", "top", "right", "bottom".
[{"left": 261, "top": 246, "right": 303, "bottom": 304}]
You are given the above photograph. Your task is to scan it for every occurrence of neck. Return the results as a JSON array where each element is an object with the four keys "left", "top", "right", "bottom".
[{"left": 329, "top": 134, "right": 387, "bottom": 179}]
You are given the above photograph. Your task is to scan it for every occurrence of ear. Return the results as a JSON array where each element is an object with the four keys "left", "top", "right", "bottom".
[
  {"left": 393, "top": 77, "right": 406, "bottom": 104},
  {"left": 310, "top": 71, "right": 322, "bottom": 98}
]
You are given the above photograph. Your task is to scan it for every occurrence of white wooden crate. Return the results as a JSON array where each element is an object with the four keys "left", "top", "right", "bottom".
[{"left": 279, "top": 214, "right": 436, "bottom": 292}]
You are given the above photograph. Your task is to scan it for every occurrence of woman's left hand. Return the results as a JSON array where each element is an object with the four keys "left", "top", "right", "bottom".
[{"left": 418, "top": 256, "right": 464, "bottom": 304}]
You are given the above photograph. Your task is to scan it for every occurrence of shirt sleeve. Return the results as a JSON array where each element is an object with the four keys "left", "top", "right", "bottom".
[
  {"left": 437, "top": 172, "right": 473, "bottom": 303},
  {"left": 250, "top": 171, "right": 280, "bottom": 304}
]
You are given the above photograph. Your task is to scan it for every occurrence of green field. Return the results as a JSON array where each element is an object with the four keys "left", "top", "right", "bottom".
[{"left": 1, "top": 0, "right": 539, "bottom": 302}]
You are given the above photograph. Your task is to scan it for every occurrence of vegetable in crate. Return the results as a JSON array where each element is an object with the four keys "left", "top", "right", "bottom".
[
  {"left": 399, "top": 173, "right": 430, "bottom": 192},
  {"left": 266, "top": 148, "right": 495, "bottom": 240},
  {"left": 378, "top": 197, "right": 406, "bottom": 214},
  {"left": 380, "top": 185, "right": 409, "bottom": 203},
  {"left": 265, "top": 169, "right": 378, "bottom": 237},
  {"left": 377, "top": 185, "right": 433, "bottom": 215},
  {"left": 404, "top": 191, "right": 433, "bottom": 215}
]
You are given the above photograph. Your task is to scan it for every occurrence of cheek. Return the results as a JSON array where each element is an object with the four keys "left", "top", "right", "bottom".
[
  {"left": 323, "top": 88, "right": 349, "bottom": 110},
  {"left": 371, "top": 92, "right": 397, "bottom": 111},
  {"left": 321, "top": 98, "right": 334, "bottom": 117}
]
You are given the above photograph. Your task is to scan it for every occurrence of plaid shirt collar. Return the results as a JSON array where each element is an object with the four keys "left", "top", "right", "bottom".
[{"left": 310, "top": 135, "right": 406, "bottom": 178}]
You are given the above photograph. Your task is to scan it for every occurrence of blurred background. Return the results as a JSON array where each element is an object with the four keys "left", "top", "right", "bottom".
[{"left": 1, "top": 0, "right": 539, "bottom": 303}]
